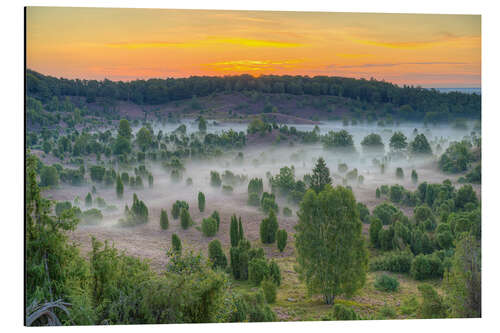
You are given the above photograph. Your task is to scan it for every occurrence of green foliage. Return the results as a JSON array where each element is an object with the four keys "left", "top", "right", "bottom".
[
  {"left": 261, "top": 279, "right": 277, "bottom": 304},
  {"left": 249, "top": 258, "right": 270, "bottom": 286},
  {"left": 198, "top": 192, "right": 205, "bottom": 212},
  {"left": 40, "top": 165, "right": 59, "bottom": 187},
  {"left": 85, "top": 192, "right": 93, "bottom": 207},
  {"left": 370, "top": 251, "right": 414, "bottom": 273},
  {"left": 89, "top": 165, "right": 106, "bottom": 183},
  {"left": 389, "top": 184, "right": 404, "bottom": 203},
  {"left": 180, "top": 208, "right": 193, "bottom": 230},
  {"left": 210, "top": 171, "right": 222, "bottom": 187},
  {"left": 26, "top": 154, "right": 89, "bottom": 321},
  {"left": 230, "top": 215, "right": 240, "bottom": 247},
  {"left": 455, "top": 185, "right": 479, "bottom": 211},
  {"left": 411, "top": 169, "right": 418, "bottom": 184},
  {"left": 396, "top": 167, "right": 404, "bottom": 179},
  {"left": 136, "top": 127, "right": 153, "bottom": 151},
  {"left": 115, "top": 175, "right": 124, "bottom": 199},
  {"left": 417, "top": 284, "right": 447, "bottom": 319},
  {"left": 121, "top": 194, "right": 149, "bottom": 226},
  {"left": 277, "top": 229, "right": 288, "bottom": 252},
  {"left": 160, "top": 209, "right": 169, "bottom": 230},
  {"left": 295, "top": 185, "right": 368, "bottom": 304},
  {"left": 261, "top": 192, "right": 278, "bottom": 213},
  {"left": 410, "top": 253, "right": 444, "bottom": 280},
  {"left": 248, "top": 178, "right": 263, "bottom": 196},
  {"left": 389, "top": 131, "right": 408, "bottom": 151},
  {"left": 208, "top": 239, "right": 227, "bottom": 270},
  {"left": 322, "top": 130, "right": 355, "bottom": 152},
  {"left": 361, "top": 133, "right": 384, "bottom": 153},
  {"left": 444, "top": 233, "right": 481, "bottom": 318},
  {"left": 331, "top": 304, "right": 361, "bottom": 320},
  {"left": 439, "top": 141, "right": 473, "bottom": 173},
  {"left": 369, "top": 217, "right": 383, "bottom": 248},
  {"left": 260, "top": 210, "right": 279, "bottom": 244},
  {"left": 310, "top": 157, "right": 332, "bottom": 193},
  {"left": 118, "top": 119, "right": 132, "bottom": 139},
  {"left": 172, "top": 200, "right": 189, "bottom": 219},
  {"left": 268, "top": 260, "right": 281, "bottom": 286},
  {"left": 172, "top": 234, "right": 182, "bottom": 254},
  {"left": 201, "top": 217, "right": 218, "bottom": 236},
  {"left": 55, "top": 201, "right": 72, "bottom": 216},
  {"left": 211, "top": 210, "right": 221, "bottom": 231},
  {"left": 374, "top": 274, "right": 399, "bottom": 292},
  {"left": 372, "top": 202, "right": 398, "bottom": 225},
  {"left": 410, "top": 134, "right": 432, "bottom": 155},
  {"left": 230, "top": 240, "right": 250, "bottom": 280}
]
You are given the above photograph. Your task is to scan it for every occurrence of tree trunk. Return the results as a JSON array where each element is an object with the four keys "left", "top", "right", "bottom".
[{"left": 324, "top": 294, "right": 335, "bottom": 305}]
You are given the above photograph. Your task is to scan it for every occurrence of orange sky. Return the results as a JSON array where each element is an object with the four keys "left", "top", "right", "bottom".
[{"left": 26, "top": 7, "right": 481, "bottom": 87}]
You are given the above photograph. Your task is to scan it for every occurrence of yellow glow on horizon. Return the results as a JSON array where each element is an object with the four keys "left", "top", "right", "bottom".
[{"left": 26, "top": 7, "right": 481, "bottom": 87}]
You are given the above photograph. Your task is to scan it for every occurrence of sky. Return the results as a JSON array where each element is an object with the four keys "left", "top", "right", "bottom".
[{"left": 26, "top": 7, "right": 481, "bottom": 87}]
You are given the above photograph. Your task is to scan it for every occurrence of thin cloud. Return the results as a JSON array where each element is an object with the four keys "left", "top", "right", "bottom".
[
  {"left": 106, "top": 37, "right": 302, "bottom": 49},
  {"left": 329, "top": 62, "right": 469, "bottom": 69}
]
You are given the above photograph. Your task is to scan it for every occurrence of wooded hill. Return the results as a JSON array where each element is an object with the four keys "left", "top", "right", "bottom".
[{"left": 27, "top": 69, "right": 480, "bottom": 122}]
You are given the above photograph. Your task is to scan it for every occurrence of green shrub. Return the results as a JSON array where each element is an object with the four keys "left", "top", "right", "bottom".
[
  {"left": 55, "top": 201, "right": 72, "bottom": 216},
  {"left": 389, "top": 185, "right": 405, "bottom": 203},
  {"left": 396, "top": 167, "right": 404, "bottom": 179},
  {"left": 268, "top": 260, "right": 281, "bottom": 286},
  {"left": 85, "top": 192, "right": 92, "bottom": 207},
  {"left": 260, "top": 192, "right": 278, "bottom": 213},
  {"left": 378, "top": 304, "right": 397, "bottom": 319},
  {"left": 369, "top": 217, "right": 383, "bottom": 248},
  {"left": 410, "top": 254, "right": 444, "bottom": 280},
  {"left": 172, "top": 233, "right": 182, "bottom": 253},
  {"left": 374, "top": 274, "right": 399, "bottom": 292},
  {"left": 357, "top": 202, "right": 370, "bottom": 223},
  {"left": 211, "top": 210, "right": 220, "bottom": 231},
  {"left": 276, "top": 229, "right": 288, "bottom": 252},
  {"left": 411, "top": 169, "right": 418, "bottom": 184},
  {"left": 208, "top": 239, "right": 227, "bottom": 270},
  {"left": 373, "top": 202, "right": 398, "bottom": 225},
  {"left": 417, "top": 284, "right": 447, "bottom": 318},
  {"left": 210, "top": 171, "right": 222, "bottom": 187},
  {"left": 198, "top": 192, "right": 205, "bottom": 212},
  {"left": 260, "top": 210, "right": 279, "bottom": 244},
  {"left": 160, "top": 209, "right": 169, "bottom": 230},
  {"left": 120, "top": 194, "right": 149, "bottom": 226},
  {"left": 202, "top": 217, "right": 218, "bottom": 236},
  {"left": 248, "top": 258, "right": 269, "bottom": 286},
  {"left": 331, "top": 304, "right": 360, "bottom": 320},
  {"left": 261, "top": 279, "right": 277, "bottom": 303},
  {"left": 370, "top": 251, "right": 414, "bottom": 273},
  {"left": 172, "top": 200, "right": 189, "bottom": 219},
  {"left": 180, "top": 208, "right": 192, "bottom": 230}
]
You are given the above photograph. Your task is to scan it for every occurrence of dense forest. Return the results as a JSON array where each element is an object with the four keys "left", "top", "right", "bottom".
[{"left": 27, "top": 69, "right": 480, "bottom": 121}]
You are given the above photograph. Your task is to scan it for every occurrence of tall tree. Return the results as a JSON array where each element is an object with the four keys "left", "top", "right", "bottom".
[
  {"left": 230, "top": 215, "right": 239, "bottom": 247},
  {"left": 115, "top": 174, "right": 124, "bottom": 199},
  {"left": 198, "top": 192, "right": 205, "bottom": 212},
  {"left": 295, "top": 185, "right": 368, "bottom": 305},
  {"left": 136, "top": 127, "right": 153, "bottom": 152},
  {"left": 118, "top": 119, "right": 132, "bottom": 139},
  {"left": 310, "top": 157, "right": 332, "bottom": 193},
  {"left": 444, "top": 233, "right": 481, "bottom": 318}
]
